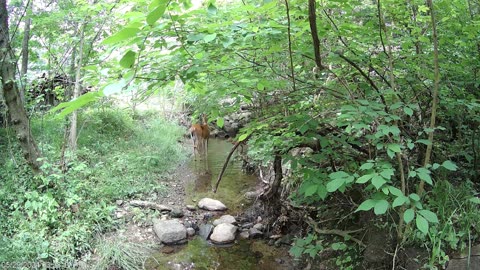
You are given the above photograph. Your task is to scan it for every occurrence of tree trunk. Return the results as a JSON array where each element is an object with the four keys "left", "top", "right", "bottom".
[
  {"left": 19, "top": 2, "right": 32, "bottom": 103},
  {"left": 68, "top": 23, "right": 86, "bottom": 151},
  {"left": 0, "top": 0, "right": 42, "bottom": 172}
]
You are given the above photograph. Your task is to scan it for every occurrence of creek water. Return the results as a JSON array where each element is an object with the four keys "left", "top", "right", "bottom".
[{"left": 145, "top": 139, "right": 293, "bottom": 270}]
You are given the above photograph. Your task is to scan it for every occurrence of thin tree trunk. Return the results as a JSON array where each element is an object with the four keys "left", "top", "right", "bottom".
[
  {"left": 0, "top": 0, "right": 42, "bottom": 172},
  {"left": 418, "top": 0, "right": 440, "bottom": 196},
  {"left": 69, "top": 23, "right": 86, "bottom": 151},
  {"left": 19, "top": 2, "right": 32, "bottom": 103}
]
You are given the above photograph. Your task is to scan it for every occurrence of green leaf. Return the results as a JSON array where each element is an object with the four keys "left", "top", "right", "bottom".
[
  {"left": 374, "top": 200, "right": 389, "bottom": 215},
  {"left": 238, "top": 132, "right": 251, "bottom": 142},
  {"left": 50, "top": 91, "right": 103, "bottom": 118},
  {"left": 469, "top": 197, "right": 480, "bottom": 204},
  {"left": 216, "top": 117, "right": 224, "bottom": 128},
  {"left": 359, "top": 162, "right": 374, "bottom": 170},
  {"left": 388, "top": 186, "right": 404, "bottom": 197},
  {"left": 326, "top": 178, "right": 345, "bottom": 192},
  {"left": 416, "top": 168, "right": 432, "bottom": 185},
  {"left": 380, "top": 169, "right": 394, "bottom": 179},
  {"left": 392, "top": 196, "right": 408, "bottom": 208},
  {"left": 204, "top": 33, "right": 217, "bottom": 43},
  {"left": 404, "top": 209, "right": 415, "bottom": 224},
  {"left": 207, "top": 3, "right": 217, "bottom": 14},
  {"left": 418, "top": 210, "right": 439, "bottom": 223},
  {"left": 441, "top": 160, "right": 458, "bottom": 171},
  {"left": 329, "top": 171, "right": 350, "bottom": 179},
  {"left": 404, "top": 107, "right": 413, "bottom": 116},
  {"left": 371, "top": 175, "right": 386, "bottom": 189},
  {"left": 356, "top": 199, "right": 376, "bottom": 212},
  {"left": 119, "top": 50, "right": 136, "bottom": 68},
  {"left": 409, "top": 193, "right": 420, "bottom": 201},
  {"left": 147, "top": 1, "right": 168, "bottom": 26},
  {"left": 416, "top": 139, "right": 432, "bottom": 145},
  {"left": 416, "top": 215, "right": 429, "bottom": 234},
  {"left": 407, "top": 142, "right": 414, "bottom": 150},
  {"left": 387, "top": 144, "right": 401, "bottom": 153},
  {"left": 356, "top": 174, "right": 374, "bottom": 184},
  {"left": 102, "top": 27, "right": 140, "bottom": 45},
  {"left": 304, "top": 185, "right": 317, "bottom": 197}
]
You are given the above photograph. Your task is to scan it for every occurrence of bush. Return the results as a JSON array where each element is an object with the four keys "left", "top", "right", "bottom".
[{"left": 0, "top": 108, "right": 187, "bottom": 266}]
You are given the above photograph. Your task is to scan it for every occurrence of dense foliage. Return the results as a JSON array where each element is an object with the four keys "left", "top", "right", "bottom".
[{"left": 1, "top": 0, "right": 479, "bottom": 268}]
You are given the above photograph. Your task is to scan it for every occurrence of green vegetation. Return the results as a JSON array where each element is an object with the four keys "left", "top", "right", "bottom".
[
  {"left": 0, "top": 108, "right": 187, "bottom": 266},
  {"left": 1, "top": 0, "right": 480, "bottom": 268}
]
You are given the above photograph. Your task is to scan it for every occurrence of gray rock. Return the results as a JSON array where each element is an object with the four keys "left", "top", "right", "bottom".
[
  {"left": 153, "top": 219, "right": 187, "bottom": 245},
  {"left": 198, "top": 198, "right": 227, "bottom": 211},
  {"left": 213, "top": 215, "right": 237, "bottom": 226},
  {"left": 186, "top": 205, "right": 197, "bottom": 211},
  {"left": 253, "top": 223, "right": 264, "bottom": 231},
  {"left": 186, "top": 227, "right": 196, "bottom": 237},
  {"left": 248, "top": 227, "right": 263, "bottom": 239},
  {"left": 210, "top": 223, "right": 237, "bottom": 244},
  {"left": 170, "top": 207, "right": 184, "bottom": 218},
  {"left": 198, "top": 223, "right": 214, "bottom": 240},
  {"left": 239, "top": 231, "right": 249, "bottom": 239}
]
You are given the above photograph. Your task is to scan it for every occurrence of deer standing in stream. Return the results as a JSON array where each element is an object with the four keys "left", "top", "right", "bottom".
[{"left": 189, "top": 114, "right": 210, "bottom": 160}]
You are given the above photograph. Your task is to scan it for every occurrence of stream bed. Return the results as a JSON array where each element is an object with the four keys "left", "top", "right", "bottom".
[{"left": 144, "top": 139, "right": 294, "bottom": 270}]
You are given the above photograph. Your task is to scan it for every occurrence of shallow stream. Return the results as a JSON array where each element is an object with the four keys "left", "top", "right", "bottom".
[{"left": 145, "top": 139, "right": 293, "bottom": 270}]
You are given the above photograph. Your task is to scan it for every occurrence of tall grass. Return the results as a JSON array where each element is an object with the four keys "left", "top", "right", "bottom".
[{"left": 0, "top": 107, "right": 188, "bottom": 266}]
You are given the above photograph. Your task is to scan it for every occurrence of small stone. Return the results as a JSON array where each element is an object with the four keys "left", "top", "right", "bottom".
[
  {"left": 198, "top": 198, "right": 227, "bottom": 211},
  {"left": 186, "top": 205, "right": 197, "bottom": 211},
  {"left": 170, "top": 208, "right": 184, "bottom": 218},
  {"left": 153, "top": 219, "right": 187, "bottom": 245},
  {"left": 248, "top": 227, "right": 263, "bottom": 239},
  {"left": 213, "top": 215, "right": 237, "bottom": 226},
  {"left": 198, "top": 224, "right": 214, "bottom": 240},
  {"left": 186, "top": 227, "right": 196, "bottom": 237},
  {"left": 239, "top": 231, "right": 249, "bottom": 239},
  {"left": 161, "top": 246, "right": 175, "bottom": 254},
  {"left": 115, "top": 200, "right": 124, "bottom": 206},
  {"left": 253, "top": 223, "right": 264, "bottom": 231},
  {"left": 241, "top": 223, "right": 254, "bottom": 229},
  {"left": 210, "top": 223, "right": 237, "bottom": 244},
  {"left": 256, "top": 216, "right": 262, "bottom": 223},
  {"left": 168, "top": 202, "right": 175, "bottom": 205}
]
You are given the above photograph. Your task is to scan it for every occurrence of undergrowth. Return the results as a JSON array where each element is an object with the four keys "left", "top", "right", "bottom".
[{"left": 0, "top": 108, "right": 187, "bottom": 267}]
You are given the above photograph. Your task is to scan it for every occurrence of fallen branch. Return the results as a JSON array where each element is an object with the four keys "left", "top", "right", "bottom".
[
  {"left": 306, "top": 216, "right": 366, "bottom": 248},
  {"left": 213, "top": 134, "right": 251, "bottom": 193},
  {"left": 129, "top": 200, "right": 172, "bottom": 212}
]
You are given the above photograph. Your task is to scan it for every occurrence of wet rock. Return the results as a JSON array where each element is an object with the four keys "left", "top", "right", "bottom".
[
  {"left": 248, "top": 227, "right": 263, "bottom": 239},
  {"left": 213, "top": 215, "right": 237, "bottom": 226},
  {"left": 198, "top": 224, "right": 214, "bottom": 240},
  {"left": 198, "top": 198, "right": 227, "bottom": 211},
  {"left": 253, "top": 223, "right": 264, "bottom": 231},
  {"left": 153, "top": 219, "right": 187, "bottom": 245},
  {"left": 210, "top": 223, "right": 237, "bottom": 244},
  {"left": 186, "top": 227, "right": 196, "bottom": 237},
  {"left": 170, "top": 207, "right": 184, "bottom": 218}
]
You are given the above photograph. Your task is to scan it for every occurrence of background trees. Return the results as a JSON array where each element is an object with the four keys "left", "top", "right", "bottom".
[{"left": 1, "top": 0, "right": 479, "bottom": 268}]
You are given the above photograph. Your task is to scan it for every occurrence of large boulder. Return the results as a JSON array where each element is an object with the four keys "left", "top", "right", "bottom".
[
  {"left": 198, "top": 198, "right": 227, "bottom": 211},
  {"left": 210, "top": 223, "right": 237, "bottom": 244},
  {"left": 153, "top": 219, "right": 187, "bottom": 245}
]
